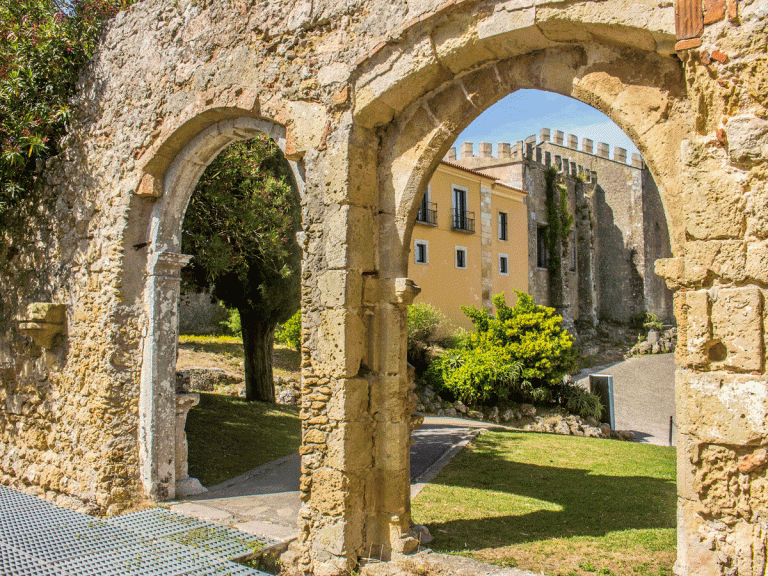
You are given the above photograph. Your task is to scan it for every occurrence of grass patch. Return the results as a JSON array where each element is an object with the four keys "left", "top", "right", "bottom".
[
  {"left": 186, "top": 392, "right": 301, "bottom": 487},
  {"left": 178, "top": 336, "right": 300, "bottom": 380},
  {"left": 412, "top": 430, "right": 676, "bottom": 576}
]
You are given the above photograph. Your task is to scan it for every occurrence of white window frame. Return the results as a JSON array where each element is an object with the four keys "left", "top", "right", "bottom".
[
  {"left": 455, "top": 246, "right": 467, "bottom": 269},
  {"left": 414, "top": 239, "right": 428, "bottom": 265},
  {"left": 499, "top": 253, "right": 509, "bottom": 275}
]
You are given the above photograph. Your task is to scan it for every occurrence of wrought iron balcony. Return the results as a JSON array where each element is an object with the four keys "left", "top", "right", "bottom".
[
  {"left": 451, "top": 209, "right": 475, "bottom": 233},
  {"left": 416, "top": 201, "right": 437, "bottom": 225}
]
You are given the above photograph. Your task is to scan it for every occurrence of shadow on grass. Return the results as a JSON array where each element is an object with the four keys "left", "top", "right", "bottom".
[
  {"left": 186, "top": 392, "right": 301, "bottom": 487},
  {"left": 180, "top": 340, "right": 245, "bottom": 360},
  {"left": 417, "top": 432, "right": 675, "bottom": 550}
]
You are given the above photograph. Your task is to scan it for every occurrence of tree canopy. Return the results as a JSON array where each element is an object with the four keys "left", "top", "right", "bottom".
[
  {"left": 0, "top": 0, "right": 134, "bottom": 220},
  {"left": 181, "top": 135, "right": 302, "bottom": 402}
]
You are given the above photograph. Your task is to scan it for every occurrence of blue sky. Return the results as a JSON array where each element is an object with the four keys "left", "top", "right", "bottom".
[{"left": 454, "top": 89, "right": 640, "bottom": 158}]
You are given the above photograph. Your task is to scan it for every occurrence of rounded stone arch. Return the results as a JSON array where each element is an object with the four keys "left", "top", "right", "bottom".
[
  {"left": 135, "top": 114, "right": 304, "bottom": 501},
  {"left": 335, "top": 7, "right": 695, "bottom": 569},
  {"left": 370, "top": 43, "right": 689, "bottom": 276}
]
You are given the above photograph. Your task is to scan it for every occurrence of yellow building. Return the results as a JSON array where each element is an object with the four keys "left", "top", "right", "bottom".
[{"left": 408, "top": 161, "right": 529, "bottom": 330}]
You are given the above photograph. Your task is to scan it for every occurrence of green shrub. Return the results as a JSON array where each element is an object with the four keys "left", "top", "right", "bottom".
[
  {"left": 462, "top": 292, "right": 577, "bottom": 389},
  {"left": 275, "top": 309, "right": 301, "bottom": 350},
  {"left": 407, "top": 303, "right": 456, "bottom": 369},
  {"left": 425, "top": 347, "right": 523, "bottom": 405},
  {"left": 222, "top": 307, "right": 242, "bottom": 336},
  {"left": 427, "top": 292, "right": 603, "bottom": 418}
]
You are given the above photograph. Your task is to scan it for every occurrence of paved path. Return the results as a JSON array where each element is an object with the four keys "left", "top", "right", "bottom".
[
  {"left": 171, "top": 417, "right": 495, "bottom": 544},
  {"left": 578, "top": 353, "right": 676, "bottom": 446}
]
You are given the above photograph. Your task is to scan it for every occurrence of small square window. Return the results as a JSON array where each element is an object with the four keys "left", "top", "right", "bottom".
[
  {"left": 455, "top": 247, "right": 467, "bottom": 269},
  {"left": 414, "top": 240, "right": 428, "bottom": 264},
  {"left": 499, "top": 254, "right": 508, "bottom": 275}
]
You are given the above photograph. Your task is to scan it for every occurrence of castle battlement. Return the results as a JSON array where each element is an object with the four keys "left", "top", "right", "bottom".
[{"left": 447, "top": 127, "right": 644, "bottom": 169}]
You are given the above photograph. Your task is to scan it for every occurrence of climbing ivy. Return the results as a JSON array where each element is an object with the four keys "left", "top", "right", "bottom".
[
  {"left": 544, "top": 166, "right": 573, "bottom": 274},
  {"left": 0, "top": 0, "right": 136, "bottom": 223}
]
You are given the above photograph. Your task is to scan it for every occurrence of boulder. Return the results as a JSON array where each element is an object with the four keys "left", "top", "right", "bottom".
[
  {"left": 520, "top": 404, "right": 536, "bottom": 417},
  {"left": 554, "top": 420, "right": 571, "bottom": 435}
]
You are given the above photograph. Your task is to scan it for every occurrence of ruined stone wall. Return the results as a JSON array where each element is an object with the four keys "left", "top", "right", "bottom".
[{"left": 0, "top": 0, "right": 765, "bottom": 574}]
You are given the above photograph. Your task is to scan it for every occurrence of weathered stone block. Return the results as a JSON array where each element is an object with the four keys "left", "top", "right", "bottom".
[
  {"left": 327, "top": 378, "right": 370, "bottom": 422},
  {"left": 678, "top": 370, "right": 768, "bottom": 444},
  {"left": 710, "top": 287, "right": 763, "bottom": 372},
  {"left": 317, "top": 270, "right": 363, "bottom": 309},
  {"left": 310, "top": 467, "right": 347, "bottom": 515},
  {"left": 727, "top": 114, "right": 768, "bottom": 164},
  {"left": 316, "top": 308, "right": 365, "bottom": 379},
  {"left": 679, "top": 290, "right": 711, "bottom": 368},
  {"left": 326, "top": 422, "right": 373, "bottom": 472},
  {"left": 324, "top": 205, "right": 375, "bottom": 271}
]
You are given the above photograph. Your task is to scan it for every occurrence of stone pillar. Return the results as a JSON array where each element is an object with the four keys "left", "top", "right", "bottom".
[
  {"left": 139, "top": 251, "right": 192, "bottom": 501},
  {"left": 597, "top": 142, "right": 610, "bottom": 157},
  {"left": 480, "top": 186, "right": 493, "bottom": 312},
  {"left": 540, "top": 128, "right": 551, "bottom": 142},
  {"left": 568, "top": 134, "right": 578, "bottom": 149},
  {"left": 614, "top": 147, "right": 627, "bottom": 163},
  {"left": 582, "top": 138, "right": 593, "bottom": 154},
  {"left": 498, "top": 142, "right": 511, "bottom": 158},
  {"left": 365, "top": 278, "right": 421, "bottom": 560},
  {"left": 175, "top": 392, "right": 206, "bottom": 497},
  {"left": 554, "top": 130, "right": 564, "bottom": 145},
  {"left": 461, "top": 141, "right": 473, "bottom": 159},
  {"left": 479, "top": 142, "right": 492, "bottom": 157}
]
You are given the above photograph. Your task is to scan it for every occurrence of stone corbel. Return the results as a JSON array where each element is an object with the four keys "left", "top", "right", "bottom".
[
  {"left": 393, "top": 278, "right": 421, "bottom": 308},
  {"left": 149, "top": 251, "right": 193, "bottom": 278},
  {"left": 17, "top": 303, "right": 66, "bottom": 349}
]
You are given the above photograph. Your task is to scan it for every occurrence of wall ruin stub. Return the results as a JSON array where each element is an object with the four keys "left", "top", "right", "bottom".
[{"left": 0, "top": 0, "right": 766, "bottom": 575}]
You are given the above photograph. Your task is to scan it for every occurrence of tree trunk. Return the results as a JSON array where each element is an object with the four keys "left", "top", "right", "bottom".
[{"left": 239, "top": 307, "right": 276, "bottom": 402}]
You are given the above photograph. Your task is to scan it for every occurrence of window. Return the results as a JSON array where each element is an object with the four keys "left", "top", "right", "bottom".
[
  {"left": 499, "top": 254, "right": 509, "bottom": 275},
  {"left": 455, "top": 246, "right": 467, "bottom": 269},
  {"left": 416, "top": 186, "right": 437, "bottom": 225},
  {"left": 498, "top": 212, "right": 508, "bottom": 241},
  {"left": 414, "top": 240, "right": 428, "bottom": 264},
  {"left": 537, "top": 225, "right": 549, "bottom": 269},
  {"left": 451, "top": 186, "right": 475, "bottom": 232},
  {"left": 570, "top": 231, "right": 577, "bottom": 271}
]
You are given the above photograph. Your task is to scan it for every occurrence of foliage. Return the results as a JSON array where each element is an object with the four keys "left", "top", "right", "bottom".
[
  {"left": 0, "top": 0, "right": 134, "bottom": 220},
  {"left": 544, "top": 167, "right": 573, "bottom": 274},
  {"left": 182, "top": 135, "right": 301, "bottom": 401},
  {"left": 407, "top": 302, "right": 457, "bottom": 370},
  {"left": 275, "top": 309, "right": 301, "bottom": 351},
  {"left": 631, "top": 311, "right": 663, "bottom": 332},
  {"left": 462, "top": 292, "right": 577, "bottom": 389},
  {"left": 222, "top": 307, "right": 241, "bottom": 336},
  {"left": 426, "top": 292, "right": 601, "bottom": 418},
  {"left": 425, "top": 347, "right": 524, "bottom": 405}
]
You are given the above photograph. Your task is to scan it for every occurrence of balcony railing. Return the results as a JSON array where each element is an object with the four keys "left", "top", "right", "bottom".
[
  {"left": 416, "top": 202, "right": 438, "bottom": 225},
  {"left": 451, "top": 209, "right": 475, "bottom": 233}
]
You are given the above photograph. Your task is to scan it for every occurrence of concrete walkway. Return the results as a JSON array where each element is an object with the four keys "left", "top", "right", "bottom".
[
  {"left": 578, "top": 353, "right": 676, "bottom": 446},
  {"left": 171, "top": 417, "right": 495, "bottom": 544}
]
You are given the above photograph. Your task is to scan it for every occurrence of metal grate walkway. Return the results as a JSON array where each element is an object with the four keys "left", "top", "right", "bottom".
[{"left": 0, "top": 485, "right": 275, "bottom": 576}]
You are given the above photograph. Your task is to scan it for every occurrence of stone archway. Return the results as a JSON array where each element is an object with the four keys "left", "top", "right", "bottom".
[
  {"left": 0, "top": 2, "right": 764, "bottom": 576},
  {"left": 136, "top": 115, "right": 303, "bottom": 501}
]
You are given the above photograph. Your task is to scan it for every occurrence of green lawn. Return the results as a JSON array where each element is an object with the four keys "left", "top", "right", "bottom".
[
  {"left": 412, "top": 430, "right": 676, "bottom": 576},
  {"left": 185, "top": 392, "right": 301, "bottom": 487}
]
